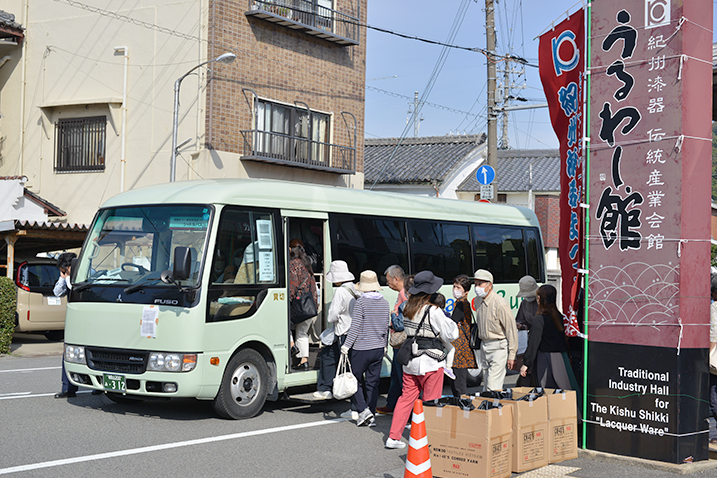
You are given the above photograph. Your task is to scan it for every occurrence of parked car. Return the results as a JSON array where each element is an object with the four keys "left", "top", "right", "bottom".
[{"left": 13, "top": 257, "right": 66, "bottom": 341}]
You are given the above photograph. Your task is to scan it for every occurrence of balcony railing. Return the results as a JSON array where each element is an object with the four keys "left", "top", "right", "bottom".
[
  {"left": 246, "top": 0, "right": 360, "bottom": 45},
  {"left": 241, "top": 129, "right": 356, "bottom": 174}
]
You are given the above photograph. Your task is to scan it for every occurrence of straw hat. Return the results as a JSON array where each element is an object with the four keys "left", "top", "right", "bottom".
[
  {"left": 474, "top": 269, "right": 494, "bottom": 283},
  {"left": 325, "top": 260, "right": 354, "bottom": 283},
  {"left": 355, "top": 270, "right": 382, "bottom": 292},
  {"left": 408, "top": 270, "right": 444, "bottom": 295},
  {"left": 516, "top": 275, "right": 539, "bottom": 298}
]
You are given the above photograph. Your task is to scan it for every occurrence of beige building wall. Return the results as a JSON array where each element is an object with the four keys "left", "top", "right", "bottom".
[{"left": 0, "top": 0, "right": 365, "bottom": 225}]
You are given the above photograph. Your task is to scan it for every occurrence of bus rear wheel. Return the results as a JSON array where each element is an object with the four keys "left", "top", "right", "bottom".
[{"left": 213, "top": 348, "right": 268, "bottom": 419}]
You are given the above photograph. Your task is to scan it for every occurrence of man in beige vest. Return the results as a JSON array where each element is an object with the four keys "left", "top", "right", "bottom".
[{"left": 474, "top": 269, "right": 518, "bottom": 391}]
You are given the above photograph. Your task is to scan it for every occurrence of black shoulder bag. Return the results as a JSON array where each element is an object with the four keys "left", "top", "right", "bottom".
[
  {"left": 467, "top": 303, "right": 481, "bottom": 349},
  {"left": 395, "top": 307, "right": 431, "bottom": 366},
  {"left": 290, "top": 274, "right": 318, "bottom": 324}
]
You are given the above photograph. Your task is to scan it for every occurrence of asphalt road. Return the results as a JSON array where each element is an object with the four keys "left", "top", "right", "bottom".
[{"left": 3, "top": 335, "right": 717, "bottom": 478}]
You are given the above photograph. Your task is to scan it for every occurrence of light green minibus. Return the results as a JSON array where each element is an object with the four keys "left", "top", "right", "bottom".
[{"left": 63, "top": 179, "right": 545, "bottom": 419}]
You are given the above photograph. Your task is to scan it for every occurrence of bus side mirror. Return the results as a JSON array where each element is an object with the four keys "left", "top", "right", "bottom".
[{"left": 173, "top": 247, "right": 192, "bottom": 281}]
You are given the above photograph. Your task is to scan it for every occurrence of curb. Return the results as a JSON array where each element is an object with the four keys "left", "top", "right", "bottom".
[{"left": 577, "top": 448, "right": 717, "bottom": 475}]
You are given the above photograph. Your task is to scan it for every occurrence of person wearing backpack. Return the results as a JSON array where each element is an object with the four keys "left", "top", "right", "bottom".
[{"left": 385, "top": 270, "right": 458, "bottom": 449}]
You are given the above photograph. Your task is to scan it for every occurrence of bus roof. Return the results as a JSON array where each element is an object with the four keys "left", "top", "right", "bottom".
[{"left": 101, "top": 178, "right": 540, "bottom": 228}]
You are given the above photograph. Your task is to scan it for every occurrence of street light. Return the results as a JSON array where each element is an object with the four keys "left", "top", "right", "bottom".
[{"left": 170, "top": 52, "right": 236, "bottom": 182}]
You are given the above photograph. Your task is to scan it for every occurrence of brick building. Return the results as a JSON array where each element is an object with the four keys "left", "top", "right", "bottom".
[{"left": 0, "top": 1, "right": 366, "bottom": 225}]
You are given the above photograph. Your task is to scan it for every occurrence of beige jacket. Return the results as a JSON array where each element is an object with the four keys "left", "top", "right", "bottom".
[{"left": 475, "top": 291, "right": 518, "bottom": 360}]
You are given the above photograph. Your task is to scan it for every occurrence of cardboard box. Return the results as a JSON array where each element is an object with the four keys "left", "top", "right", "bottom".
[
  {"left": 544, "top": 389, "right": 579, "bottom": 463},
  {"left": 423, "top": 402, "right": 513, "bottom": 478},
  {"left": 475, "top": 389, "right": 549, "bottom": 473}
]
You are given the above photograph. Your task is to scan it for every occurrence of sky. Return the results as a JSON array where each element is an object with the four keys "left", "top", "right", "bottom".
[{"left": 363, "top": 0, "right": 717, "bottom": 150}]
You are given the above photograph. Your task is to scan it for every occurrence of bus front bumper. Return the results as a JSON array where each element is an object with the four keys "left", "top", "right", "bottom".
[{"left": 65, "top": 362, "right": 205, "bottom": 398}]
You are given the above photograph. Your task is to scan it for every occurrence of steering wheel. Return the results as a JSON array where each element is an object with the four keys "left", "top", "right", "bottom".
[{"left": 120, "top": 262, "right": 149, "bottom": 274}]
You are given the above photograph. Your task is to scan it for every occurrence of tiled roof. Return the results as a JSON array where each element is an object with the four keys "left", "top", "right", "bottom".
[
  {"left": 0, "top": 10, "right": 24, "bottom": 42},
  {"left": 457, "top": 149, "right": 560, "bottom": 192},
  {"left": 24, "top": 189, "right": 66, "bottom": 217},
  {"left": 364, "top": 134, "right": 486, "bottom": 184}
]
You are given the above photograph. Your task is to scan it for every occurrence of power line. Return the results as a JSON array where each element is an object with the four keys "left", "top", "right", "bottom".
[{"left": 366, "top": 86, "right": 485, "bottom": 119}]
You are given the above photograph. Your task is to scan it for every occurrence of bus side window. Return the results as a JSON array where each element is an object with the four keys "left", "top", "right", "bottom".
[
  {"left": 207, "top": 208, "right": 278, "bottom": 322},
  {"left": 330, "top": 214, "right": 408, "bottom": 285}
]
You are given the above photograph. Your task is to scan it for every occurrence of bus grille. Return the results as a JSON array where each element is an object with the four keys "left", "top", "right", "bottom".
[{"left": 86, "top": 347, "right": 148, "bottom": 374}]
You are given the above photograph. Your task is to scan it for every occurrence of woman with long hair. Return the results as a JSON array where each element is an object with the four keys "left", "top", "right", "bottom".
[
  {"left": 385, "top": 271, "right": 458, "bottom": 449},
  {"left": 519, "top": 284, "right": 578, "bottom": 390}
]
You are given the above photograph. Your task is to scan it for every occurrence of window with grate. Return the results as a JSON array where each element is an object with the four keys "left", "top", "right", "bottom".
[{"left": 55, "top": 116, "right": 107, "bottom": 172}]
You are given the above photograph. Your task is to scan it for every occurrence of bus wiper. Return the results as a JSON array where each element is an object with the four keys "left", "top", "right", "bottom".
[
  {"left": 73, "top": 282, "right": 94, "bottom": 293},
  {"left": 124, "top": 278, "right": 162, "bottom": 294}
]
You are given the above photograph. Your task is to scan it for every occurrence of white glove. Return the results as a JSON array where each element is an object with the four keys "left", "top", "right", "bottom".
[{"left": 340, "top": 346, "right": 350, "bottom": 355}]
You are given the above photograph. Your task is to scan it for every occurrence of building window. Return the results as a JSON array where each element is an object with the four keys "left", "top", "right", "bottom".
[
  {"left": 255, "top": 99, "right": 330, "bottom": 164},
  {"left": 55, "top": 116, "right": 106, "bottom": 173},
  {"left": 497, "top": 193, "right": 507, "bottom": 203}
]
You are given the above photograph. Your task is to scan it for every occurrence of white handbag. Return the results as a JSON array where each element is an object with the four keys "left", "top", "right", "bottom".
[
  {"left": 333, "top": 353, "right": 358, "bottom": 400},
  {"left": 710, "top": 343, "right": 717, "bottom": 375}
]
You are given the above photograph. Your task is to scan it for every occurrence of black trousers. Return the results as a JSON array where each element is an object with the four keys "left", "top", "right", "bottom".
[
  {"left": 317, "top": 335, "right": 345, "bottom": 392},
  {"left": 349, "top": 348, "right": 384, "bottom": 414},
  {"left": 449, "top": 368, "right": 469, "bottom": 397}
]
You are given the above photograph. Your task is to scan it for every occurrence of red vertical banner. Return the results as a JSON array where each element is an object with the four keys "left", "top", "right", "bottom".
[{"left": 538, "top": 10, "right": 585, "bottom": 334}]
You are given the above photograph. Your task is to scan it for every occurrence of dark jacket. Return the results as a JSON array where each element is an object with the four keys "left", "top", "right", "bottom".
[{"left": 523, "top": 313, "right": 568, "bottom": 368}]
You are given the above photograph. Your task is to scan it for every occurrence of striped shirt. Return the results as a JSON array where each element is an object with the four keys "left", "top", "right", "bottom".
[{"left": 344, "top": 292, "right": 390, "bottom": 351}]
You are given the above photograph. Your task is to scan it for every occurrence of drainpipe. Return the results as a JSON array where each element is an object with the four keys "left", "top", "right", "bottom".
[
  {"left": 114, "top": 46, "right": 128, "bottom": 192},
  {"left": 19, "top": 0, "right": 29, "bottom": 176}
]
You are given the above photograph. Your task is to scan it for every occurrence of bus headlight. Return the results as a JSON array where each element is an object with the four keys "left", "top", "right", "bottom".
[
  {"left": 64, "top": 345, "right": 86, "bottom": 364},
  {"left": 147, "top": 352, "right": 197, "bottom": 372}
]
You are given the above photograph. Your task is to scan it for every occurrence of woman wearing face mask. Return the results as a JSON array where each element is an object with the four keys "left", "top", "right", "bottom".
[
  {"left": 447, "top": 275, "right": 477, "bottom": 397},
  {"left": 514, "top": 276, "right": 539, "bottom": 386}
]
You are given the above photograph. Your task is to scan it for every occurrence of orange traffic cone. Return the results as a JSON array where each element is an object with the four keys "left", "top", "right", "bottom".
[{"left": 404, "top": 399, "right": 432, "bottom": 478}]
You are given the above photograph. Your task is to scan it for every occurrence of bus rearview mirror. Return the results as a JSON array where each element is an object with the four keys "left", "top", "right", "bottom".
[{"left": 173, "top": 247, "right": 192, "bottom": 281}]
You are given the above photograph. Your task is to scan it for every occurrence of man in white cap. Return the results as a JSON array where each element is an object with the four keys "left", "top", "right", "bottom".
[{"left": 474, "top": 269, "right": 518, "bottom": 391}]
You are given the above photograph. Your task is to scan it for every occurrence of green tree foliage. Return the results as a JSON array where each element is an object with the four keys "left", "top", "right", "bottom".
[{"left": 0, "top": 277, "right": 16, "bottom": 354}]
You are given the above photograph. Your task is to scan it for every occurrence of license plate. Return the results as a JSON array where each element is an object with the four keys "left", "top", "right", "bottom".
[{"left": 103, "top": 373, "right": 126, "bottom": 393}]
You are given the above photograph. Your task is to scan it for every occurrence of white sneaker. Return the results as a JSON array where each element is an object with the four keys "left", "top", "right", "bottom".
[
  {"left": 367, "top": 417, "right": 376, "bottom": 427},
  {"left": 340, "top": 410, "right": 359, "bottom": 421},
  {"left": 313, "top": 391, "right": 333, "bottom": 399},
  {"left": 444, "top": 368, "right": 456, "bottom": 380},
  {"left": 385, "top": 438, "right": 406, "bottom": 449},
  {"left": 356, "top": 408, "right": 374, "bottom": 427}
]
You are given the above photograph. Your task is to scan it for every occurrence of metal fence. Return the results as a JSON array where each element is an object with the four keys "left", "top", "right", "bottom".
[
  {"left": 249, "top": 0, "right": 359, "bottom": 43},
  {"left": 241, "top": 129, "right": 356, "bottom": 173}
]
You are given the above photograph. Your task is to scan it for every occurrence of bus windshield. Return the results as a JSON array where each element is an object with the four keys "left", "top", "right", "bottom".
[{"left": 75, "top": 205, "right": 212, "bottom": 288}]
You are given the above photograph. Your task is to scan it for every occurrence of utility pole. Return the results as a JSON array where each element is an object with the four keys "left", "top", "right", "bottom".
[
  {"left": 501, "top": 66, "right": 510, "bottom": 149},
  {"left": 485, "top": 0, "right": 497, "bottom": 170},
  {"left": 407, "top": 91, "right": 424, "bottom": 137}
]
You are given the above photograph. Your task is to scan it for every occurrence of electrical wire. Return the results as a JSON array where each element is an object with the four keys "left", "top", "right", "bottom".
[{"left": 369, "top": 0, "right": 472, "bottom": 189}]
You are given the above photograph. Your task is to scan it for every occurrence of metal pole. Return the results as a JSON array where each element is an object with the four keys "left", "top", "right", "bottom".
[
  {"left": 170, "top": 77, "right": 181, "bottom": 182},
  {"left": 414, "top": 91, "right": 419, "bottom": 137},
  {"left": 502, "top": 66, "right": 509, "bottom": 149}
]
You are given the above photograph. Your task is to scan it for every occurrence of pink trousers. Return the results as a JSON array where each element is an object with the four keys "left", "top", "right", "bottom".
[{"left": 388, "top": 369, "right": 443, "bottom": 440}]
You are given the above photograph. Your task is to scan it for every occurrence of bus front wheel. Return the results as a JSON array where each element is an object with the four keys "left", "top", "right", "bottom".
[{"left": 213, "top": 348, "right": 268, "bottom": 419}]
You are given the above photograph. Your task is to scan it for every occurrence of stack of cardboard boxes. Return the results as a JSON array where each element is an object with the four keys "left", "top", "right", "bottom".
[{"left": 422, "top": 388, "right": 578, "bottom": 478}]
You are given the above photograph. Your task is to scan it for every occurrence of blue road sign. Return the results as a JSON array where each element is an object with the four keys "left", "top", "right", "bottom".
[{"left": 476, "top": 165, "right": 495, "bottom": 185}]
